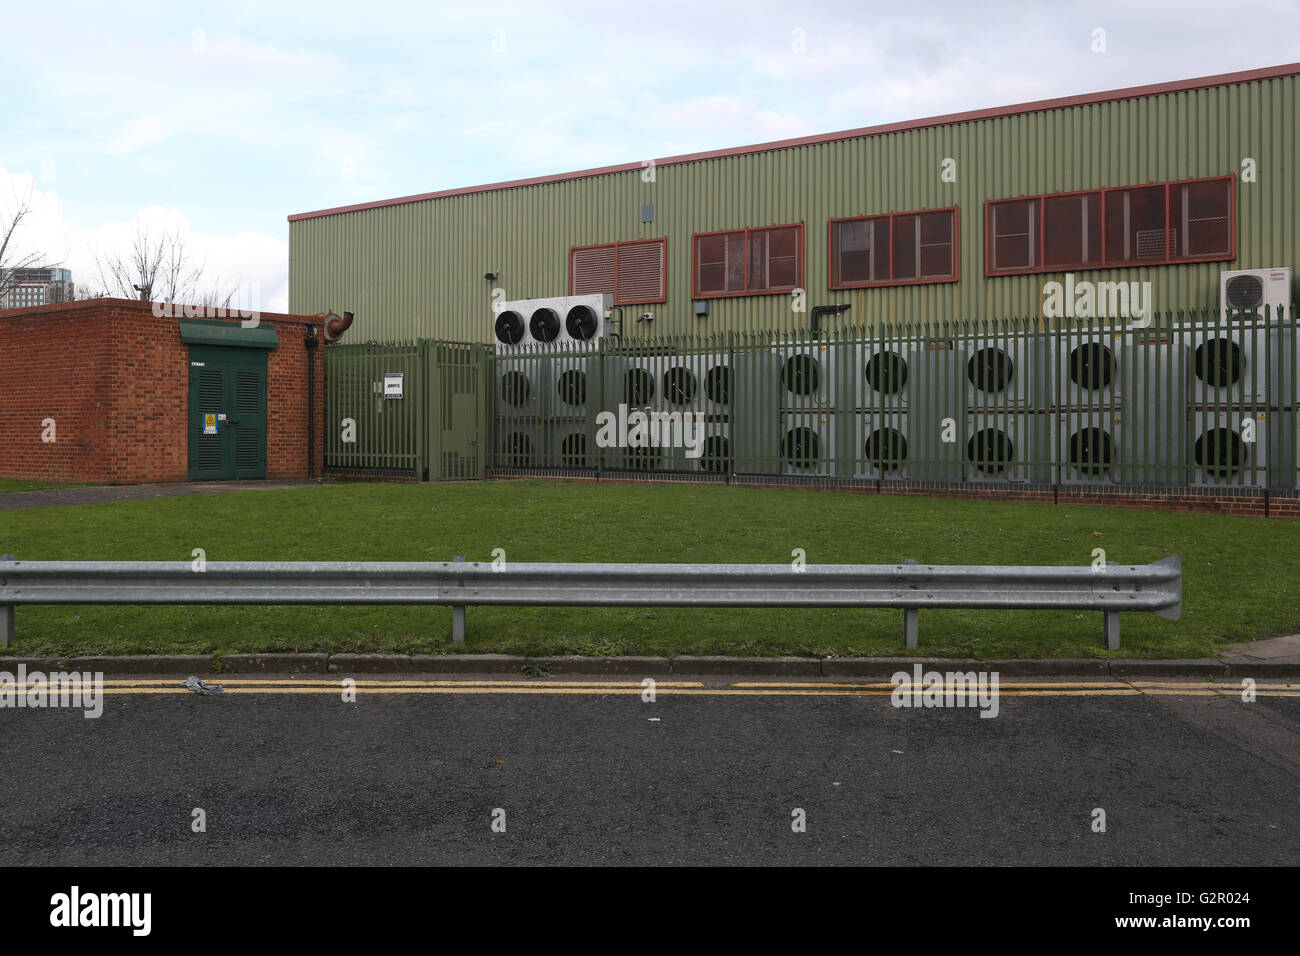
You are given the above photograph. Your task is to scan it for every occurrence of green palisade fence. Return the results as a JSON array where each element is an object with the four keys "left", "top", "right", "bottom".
[{"left": 326, "top": 306, "right": 1299, "bottom": 491}]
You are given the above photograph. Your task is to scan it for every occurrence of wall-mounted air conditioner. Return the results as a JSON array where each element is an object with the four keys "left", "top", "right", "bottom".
[
  {"left": 1220, "top": 268, "right": 1292, "bottom": 323},
  {"left": 493, "top": 294, "right": 612, "bottom": 351}
]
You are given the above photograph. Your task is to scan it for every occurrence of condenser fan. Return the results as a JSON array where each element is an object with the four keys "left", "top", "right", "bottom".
[
  {"left": 494, "top": 310, "right": 525, "bottom": 345},
  {"left": 565, "top": 305, "right": 599, "bottom": 341},
  {"left": 1224, "top": 274, "right": 1264, "bottom": 311},
  {"left": 529, "top": 307, "right": 561, "bottom": 343}
]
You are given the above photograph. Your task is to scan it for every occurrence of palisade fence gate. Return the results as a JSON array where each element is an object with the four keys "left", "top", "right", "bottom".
[
  {"left": 327, "top": 307, "right": 1300, "bottom": 491},
  {"left": 324, "top": 340, "right": 488, "bottom": 480}
]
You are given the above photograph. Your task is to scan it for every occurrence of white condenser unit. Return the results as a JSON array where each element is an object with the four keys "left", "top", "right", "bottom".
[
  {"left": 963, "top": 337, "right": 1037, "bottom": 409},
  {"left": 964, "top": 411, "right": 1043, "bottom": 483},
  {"left": 493, "top": 294, "right": 612, "bottom": 351},
  {"left": 1190, "top": 409, "right": 1269, "bottom": 487},
  {"left": 1220, "top": 268, "right": 1292, "bottom": 323},
  {"left": 855, "top": 342, "right": 917, "bottom": 410},
  {"left": 1058, "top": 330, "right": 1124, "bottom": 409},
  {"left": 853, "top": 412, "right": 911, "bottom": 480},
  {"left": 781, "top": 412, "right": 836, "bottom": 476},
  {"left": 776, "top": 342, "right": 847, "bottom": 412}
]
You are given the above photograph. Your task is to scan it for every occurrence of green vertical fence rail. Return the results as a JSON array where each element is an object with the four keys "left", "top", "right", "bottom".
[{"left": 326, "top": 306, "right": 1298, "bottom": 493}]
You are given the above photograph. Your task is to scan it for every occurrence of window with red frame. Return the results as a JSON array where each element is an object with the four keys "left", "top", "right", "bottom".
[
  {"left": 570, "top": 238, "right": 666, "bottom": 304},
  {"left": 830, "top": 209, "right": 955, "bottom": 288},
  {"left": 986, "top": 176, "right": 1233, "bottom": 274},
  {"left": 693, "top": 224, "right": 803, "bottom": 297}
]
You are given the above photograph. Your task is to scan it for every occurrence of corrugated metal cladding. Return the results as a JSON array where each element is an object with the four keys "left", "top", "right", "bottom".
[{"left": 289, "top": 72, "right": 1298, "bottom": 343}]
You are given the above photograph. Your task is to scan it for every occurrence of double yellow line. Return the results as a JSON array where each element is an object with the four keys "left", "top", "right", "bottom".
[{"left": 4, "top": 678, "right": 1296, "bottom": 698}]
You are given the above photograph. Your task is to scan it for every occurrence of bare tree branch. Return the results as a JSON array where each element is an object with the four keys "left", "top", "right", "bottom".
[
  {"left": 0, "top": 181, "right": 53, "bottom": 302},
  {"left": 91, "top": 221, "right": 237, "bottom": 309}
]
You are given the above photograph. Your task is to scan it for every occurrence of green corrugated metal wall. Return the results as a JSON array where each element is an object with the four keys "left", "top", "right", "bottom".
[{"left": 289, "top": 73, "right": 1297, "bottom": 342}]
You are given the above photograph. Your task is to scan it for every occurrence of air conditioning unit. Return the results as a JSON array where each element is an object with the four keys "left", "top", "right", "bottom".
[
  {"left": 964, "top": 411, "right": 1040, "bottom": 482},
  {"left": 777, "top": 342, "right": 846, "bottom": 412},
  {"left": 496, "top": 421, "right": 547, "bottom": 469},
  {"left": 1055, "top": 409, "right": 1123, "bottom": 484},
  {"left": 781, "top": 412, "right": 836, "bottom": 476},
  {"left": 1220, "top": 268, "right": 1292, "bottom": 324},
  {"left": 493, "top": 294, "right": 612, "bottom": 352},
  {"left": 1180, "top": 324, "right": 1271, "bottom": 405},
  {"left": 853, "top": 411, "right": 911, "bottom": 480},
  {"left": 1058, "top": 330, "right": 1124, "bottom": 409},
  {"left": 548, "top": 341, "right": 602, "bottom": 418},
  {"left": 1190, "top": 409, "right": 1268, "bottom": 487},
  {"left": 550, "top": 418, "right": 593, "bottom": 470},
  {"left": 855, "top": 341, "right": 917, "bottom": 410},
  {"left": 962, "top": 335, "right": 1040, "bottom": 409}
]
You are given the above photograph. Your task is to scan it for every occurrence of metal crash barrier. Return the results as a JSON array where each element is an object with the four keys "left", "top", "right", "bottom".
[{"left": 0, "top": 555, "right": 1181, "bottom": 650}]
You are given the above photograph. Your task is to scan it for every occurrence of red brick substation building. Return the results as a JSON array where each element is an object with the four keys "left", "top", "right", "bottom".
[{"left": 0, "top": 299, "right": 344, "bottom": 483}]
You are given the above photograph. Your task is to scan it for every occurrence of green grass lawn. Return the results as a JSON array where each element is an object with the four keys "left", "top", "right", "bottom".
[
  {"left": 0, "top": 479, "right": 96, "bottom": 493},
  {"left": 1, "top": 479, "right": 1296, "bottom": 659}
]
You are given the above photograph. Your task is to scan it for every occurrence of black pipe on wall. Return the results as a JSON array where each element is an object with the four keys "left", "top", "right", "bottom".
[{"left": 304, "top": 324, "right": 319, "bottom": 479}]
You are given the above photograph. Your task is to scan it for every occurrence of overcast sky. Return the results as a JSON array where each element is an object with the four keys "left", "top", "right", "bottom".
[{"left": 3, "top": 0, "right": 1298, "bottom": 312}]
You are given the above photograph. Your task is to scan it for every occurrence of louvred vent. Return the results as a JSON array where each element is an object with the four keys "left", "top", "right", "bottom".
[
  {"left": 615, "top": 240, "right": 665, "bottom": 304},
  {"left": 571, "top": 239, "right": 665, "bottom": 304},
  {"left": 571, "top": 246, "right": 616, "bottom": 296}
]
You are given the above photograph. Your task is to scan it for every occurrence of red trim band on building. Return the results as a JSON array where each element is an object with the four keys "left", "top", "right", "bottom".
[{"left": 288, "top": 62, "right": 1300, "bottom": 224}]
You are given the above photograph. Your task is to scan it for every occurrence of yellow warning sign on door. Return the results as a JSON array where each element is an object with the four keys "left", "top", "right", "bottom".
[{"left": 203, "top": 414, "right": 217, "bottom": 435}]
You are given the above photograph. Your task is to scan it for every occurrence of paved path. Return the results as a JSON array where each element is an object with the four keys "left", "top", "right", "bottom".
[
  {"left": 3, "top": 674, "right": 1296, "bottom": 865},
  {"left": 0, "top": 480, "right": 328, "bottom": 511}
]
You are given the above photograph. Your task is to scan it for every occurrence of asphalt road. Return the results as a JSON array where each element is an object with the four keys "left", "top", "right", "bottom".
[{"left": 3, "top": 675, "right": 1297, "bottom": 865}]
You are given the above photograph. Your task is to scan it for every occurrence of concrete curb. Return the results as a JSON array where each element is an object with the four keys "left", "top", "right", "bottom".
[
  {"left": 328, "top": 654, "right": 414, "bottom": 673},
  {"left": 526, "top": 656, "right": 672, "bottom": 675},
  {"left": 1107, "top": 658, "right": 1228, "bottom": 677},
  {"left": 219, "top": 653, "right": 330, "bottom": 674},
  {"left": 671, "top": 655, "right": 822, "bottom": 675},
  {"left": 66, "top": 655, "right": 214, "bottom": 674},
  {"left": 0, "top": 653, "right": 1295, "bottom": 677}
]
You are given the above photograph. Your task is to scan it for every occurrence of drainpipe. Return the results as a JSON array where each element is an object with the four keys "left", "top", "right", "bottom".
[
  {"left": 810, "top": 303, "right": 851, "bottom": 340},
  {"left": 304, "top": 325, "right": 319, "bottom": 480}
]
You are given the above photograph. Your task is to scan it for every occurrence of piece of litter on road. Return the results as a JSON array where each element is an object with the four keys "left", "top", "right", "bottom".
[
  {"left": 184, "top": 676, "right": 224, "bottom": 695},
  {"left": 648, "top": 717, "right": 661, "bottom": 722},
  {"left": 891, "top": 749, "right": 903, "bottom": 754}
]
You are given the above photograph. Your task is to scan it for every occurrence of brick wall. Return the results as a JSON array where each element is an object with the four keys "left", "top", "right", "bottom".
[{"left": 0, "top": 299, "right": 325, "bottom": 483}]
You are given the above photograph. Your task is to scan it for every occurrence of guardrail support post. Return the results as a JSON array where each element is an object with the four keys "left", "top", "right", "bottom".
[
  {"left": 0, "top": 555, "right": 12, "bottom": 647},
  {"left": 903, "top": 559, "right": 919, "bottom": 649},
  {"left": 452, "top": 555, "right": 467, "bottom": 644},
  {"left": 1103, "top": 611, "right": 1121, "bottom": 651}
]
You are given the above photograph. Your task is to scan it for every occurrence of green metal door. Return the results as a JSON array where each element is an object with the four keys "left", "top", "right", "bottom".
[
  {"left": 188, "top": 345, "right": 268, "bottom": 480},
  {"left": 423, "top": 341, "right": 486, "bottom": 480}
]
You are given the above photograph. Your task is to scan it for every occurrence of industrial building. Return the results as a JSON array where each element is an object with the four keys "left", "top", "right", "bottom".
[
  {"left": 0, "top": 267, "right": 75, "bottom": 311},
  {"left": 295, "top": 63, "right": 1299, "bottom": 517},
  {"left": 288, "top": 63, "right": 1298, "bottom": 342}
]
